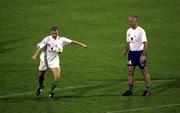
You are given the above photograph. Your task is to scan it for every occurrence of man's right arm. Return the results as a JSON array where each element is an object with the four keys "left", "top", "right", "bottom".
[
  {"left": 123, "top": 30, "right": 130, "bottom": 56},
  {"left": 123, "top": 42, "right": 130, "bottom": 56},
  {"left": 32, "top": 37, "right": 48, "bottom": 60},
  {"left": 32, "top": 47, "right": 41, "bottom": 60}
]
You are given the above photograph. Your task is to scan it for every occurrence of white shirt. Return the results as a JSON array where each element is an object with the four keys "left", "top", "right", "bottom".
[
  {"left": 37, "top": 36, "right": 72, "bottom": 61},
  {"left": 126, "top": 26, "right": 147, "bottom": 51}
]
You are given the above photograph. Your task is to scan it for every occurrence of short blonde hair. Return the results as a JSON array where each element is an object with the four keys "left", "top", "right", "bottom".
[
  {"left": 129, "top": 15, "right": 138, "bottom": 21},
  {"left": 50, "top": 26, "right": 58, "bottom": 31}
]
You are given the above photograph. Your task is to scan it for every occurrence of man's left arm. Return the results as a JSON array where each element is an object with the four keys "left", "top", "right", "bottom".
[
  {"left": 142, "top": 42, "right": 147, "bottom": 56},
  {"left": 140, "top": 42, "right": 147, "bottom": 63},
  {"left": 71, "top": 40, "right": 88, "bottom": 48}
]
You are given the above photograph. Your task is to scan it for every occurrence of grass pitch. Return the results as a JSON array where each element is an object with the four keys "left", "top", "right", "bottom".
[{"left": 0, "top": 0, "right": 180, "bottom": 113}]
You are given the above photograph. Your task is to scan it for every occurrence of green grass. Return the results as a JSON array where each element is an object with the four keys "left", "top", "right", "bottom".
[{"left": 0, "top": 0, "right": 180, "bottom": 113}]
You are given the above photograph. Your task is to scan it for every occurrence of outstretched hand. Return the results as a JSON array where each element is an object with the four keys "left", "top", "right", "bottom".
[
  {"left": 31, "top": 54, "right": 37, "bottom": 61},
  {"left": 82, "top": 44, "right": 88, "bottom": 48},
  {"left": 123, "top": 50, "right": 127, "bottom": 56},
  {"left": 139, "top": 55, "right": 146, "bottom": 63}
]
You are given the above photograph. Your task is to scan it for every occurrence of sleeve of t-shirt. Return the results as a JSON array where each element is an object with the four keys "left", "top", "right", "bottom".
[
  {"left": 37, "top": 37, "right": 48, "bottom": 49},
  {"left": 61, "top": 37, "right": 72, "bottom": 46},
  {"left": 126, "top": 30, "right": 130, "bottom": 42},
  {"left": 141, "top": 29, "right": 147, "bottom": 42}
]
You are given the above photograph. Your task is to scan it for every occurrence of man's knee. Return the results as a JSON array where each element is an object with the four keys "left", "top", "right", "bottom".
[
  {"left": 39, "top": 71, "right": 46, "bottom": 76},
  {"left": 140, "top": 68, "right": 149, "bottom": 76},
  {"left": 39, "top": 74, "right": 44, "bottom": 80},
  {"left": 128, "top": 66, "right": 135, "bottom": 75},
  {"left": 55, "top": 74, "right": 60, "bottom": 81},
  {"left": 128, "top": 70, "right": 134, "bottom": 76}
]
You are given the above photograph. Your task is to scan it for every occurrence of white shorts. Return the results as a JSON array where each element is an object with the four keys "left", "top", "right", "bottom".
[{"left": 39, "top": 59, "right": 60, "bottom": 71}]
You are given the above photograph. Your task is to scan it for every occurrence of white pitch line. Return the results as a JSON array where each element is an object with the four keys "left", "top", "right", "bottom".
[
  {"left": 106, "top": 104, "right": 180, "bottom": 113},
  {"left": 0, "top": 79, "right": 177, "bottom": 99},
  {"left": 0, "top": 84, "right": 98, "bottom": 99},
  {"left": 57, "top": 84, "right": 98, "bottom": 90},
  {"left": 0, "top": 91, "right": 34, "bottom": 99},
  {"left": 136, "top": 79, "right": 176, "bottom": 83}
]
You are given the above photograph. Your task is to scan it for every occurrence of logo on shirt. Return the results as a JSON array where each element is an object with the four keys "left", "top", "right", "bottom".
[{"left": 131, "top": 37, "right": 133, "bottom": 41}]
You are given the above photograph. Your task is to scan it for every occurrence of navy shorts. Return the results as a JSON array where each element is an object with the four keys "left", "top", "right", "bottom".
[{"left": 128, "top": 50, "right": 147, "bottom": 69}]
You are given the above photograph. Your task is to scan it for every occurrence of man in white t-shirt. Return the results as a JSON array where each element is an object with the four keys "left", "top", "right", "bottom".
[
  {"left": 122, "top": 15, "right": 151, "bottom": 96},
  {"left": 32, "top": 26, "right": 88, "bottom": 98}
]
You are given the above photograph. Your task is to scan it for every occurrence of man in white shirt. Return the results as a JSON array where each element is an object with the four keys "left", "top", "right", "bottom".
[
  {"left": 122, "top": 15, "right": 151, "bottom": 96},
  {"left": 32, "top": 26, "right": 88, "bottom": 98}
]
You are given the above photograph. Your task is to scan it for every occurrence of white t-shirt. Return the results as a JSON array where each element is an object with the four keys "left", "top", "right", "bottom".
[
  {"left": 37, "top": 36, "right": 72, "bottom": 61},
  {"left": 126, "top": 26, "right": 147, "bottom": 51}
]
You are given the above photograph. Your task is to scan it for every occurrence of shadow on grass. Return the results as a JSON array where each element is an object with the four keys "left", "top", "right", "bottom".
[
  {"left": 151, "top": 78, "right": 180, "bottom": 94},
  {"left": 0, "top": 78, "right": 179, "bottom": 103},
  {"left": 0, "top": 83, "right": 118, "bottom": 103}
]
